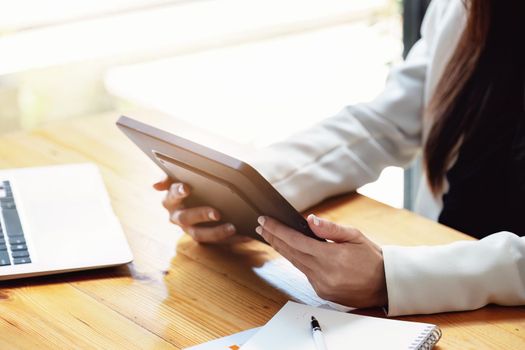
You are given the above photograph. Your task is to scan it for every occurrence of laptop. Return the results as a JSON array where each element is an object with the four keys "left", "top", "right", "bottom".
[{"left": 0, "top": 163, "right": 133, "bottom": 281}]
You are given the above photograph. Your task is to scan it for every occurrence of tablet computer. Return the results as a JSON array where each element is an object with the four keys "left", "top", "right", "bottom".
[{"left": 116, "top": 116, "right": 319, "bottom": 243}]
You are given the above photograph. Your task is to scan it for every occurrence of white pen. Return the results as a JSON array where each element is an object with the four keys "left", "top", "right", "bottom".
[{"left": 310, "top": 316, "right": 328, "bottom": 350}]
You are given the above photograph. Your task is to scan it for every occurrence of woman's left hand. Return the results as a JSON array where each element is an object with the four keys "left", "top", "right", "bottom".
[{"left": 256, "top": 214, "right": 388, "bottom": 309}]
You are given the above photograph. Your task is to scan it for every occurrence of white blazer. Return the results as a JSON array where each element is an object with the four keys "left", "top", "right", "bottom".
[{"left": 253, "top": 0, "right": 525, "bottom": 316}]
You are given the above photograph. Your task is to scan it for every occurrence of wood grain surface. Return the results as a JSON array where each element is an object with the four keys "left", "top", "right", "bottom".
[{"left": 0, "top": 112, "right": 523, "bottom": 349}]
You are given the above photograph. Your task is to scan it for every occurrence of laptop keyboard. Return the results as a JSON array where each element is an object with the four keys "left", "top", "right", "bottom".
[{"left": 0, "top": 181, "right": 31, "bottom": 266}]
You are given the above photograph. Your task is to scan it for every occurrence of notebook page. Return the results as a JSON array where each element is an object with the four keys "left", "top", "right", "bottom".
[
  {"left": 185, "top": 328, "right": 260, "bottom": 350},
  {"left": 241, "top": 301, "right": 438, "bottom": 350}
]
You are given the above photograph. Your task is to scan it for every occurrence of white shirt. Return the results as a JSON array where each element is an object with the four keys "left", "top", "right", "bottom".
[{"left": 253, "top": 0, "right": 525, "bottom": 316}]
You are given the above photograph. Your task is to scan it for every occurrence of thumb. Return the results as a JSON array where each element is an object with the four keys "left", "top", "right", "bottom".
[
  {"left": 153, "top": 177, "right": 172, "bottom": 191},
  {"left": 307, "top": 214, "right": 365, "bottom": 244}
]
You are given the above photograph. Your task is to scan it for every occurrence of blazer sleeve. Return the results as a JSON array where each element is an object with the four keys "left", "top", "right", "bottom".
[
  {"left": 250, "top": 0, "right": 446, "bottom": 211},
  {"left": 382, "top": 231, "right": 525, "bottom": 316}
]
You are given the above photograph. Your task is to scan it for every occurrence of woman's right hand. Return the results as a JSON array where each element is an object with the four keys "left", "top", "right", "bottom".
[{"left": 153, "top": 177, "right": 248, "bottom": 244}]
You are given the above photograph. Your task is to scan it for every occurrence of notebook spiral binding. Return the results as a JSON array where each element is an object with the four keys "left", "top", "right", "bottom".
[{"left": 416, "top": 327, "right": 442, "bottom": 350}]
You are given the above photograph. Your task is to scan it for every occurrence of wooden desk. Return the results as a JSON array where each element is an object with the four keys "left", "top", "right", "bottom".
[{"left": 0, "top": 113, "right": 523, "bottom": 349}]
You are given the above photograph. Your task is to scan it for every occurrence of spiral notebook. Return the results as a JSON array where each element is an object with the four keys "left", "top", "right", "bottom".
[{"left": 241, "top": 301, "right": 441, "bottom": 350}]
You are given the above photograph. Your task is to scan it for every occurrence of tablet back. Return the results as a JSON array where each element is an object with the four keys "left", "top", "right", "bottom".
[{"left": 117, "top": 116, "right": 319, "bottom": 243}]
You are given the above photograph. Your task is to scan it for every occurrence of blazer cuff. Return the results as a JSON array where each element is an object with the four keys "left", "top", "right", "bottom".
[{"left": 382, "top": 232, "right": 525, "bottom": 316}]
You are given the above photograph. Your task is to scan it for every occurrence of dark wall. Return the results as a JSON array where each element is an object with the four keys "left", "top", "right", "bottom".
[
  {"left": 403, "top": 0, "right": 432, "bottom": 58},
  {"left": 402, "top": 0, "right": 431, "bottom": 208}
]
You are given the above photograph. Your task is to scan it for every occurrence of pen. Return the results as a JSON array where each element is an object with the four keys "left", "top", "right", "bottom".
[{"left": 310, "top": 316, "right": 328, "bottom": 350}]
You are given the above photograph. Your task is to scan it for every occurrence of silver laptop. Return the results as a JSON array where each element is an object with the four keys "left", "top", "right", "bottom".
[{"left": 0, "top": 163, "right": 133, "bottom": 280}]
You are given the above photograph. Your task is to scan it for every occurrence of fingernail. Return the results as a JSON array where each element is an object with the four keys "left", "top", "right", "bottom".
[
  {"left": 255, "top": 226, "right": 263, "bottom": 235},
  {"left": 178, "top": 184, "right": 186, "bottom": 195},
  {"left": 208, "top": 211, "right": 218, "bottom": 221},
  {"left": 226, "top": 223, "right": 236, "bottom": 233},
  {"left": 257, "top": 216, "right": 266, "bottom": 226},
  {"left": 309, "top": 214, "right": 320, "bottom": 226}
]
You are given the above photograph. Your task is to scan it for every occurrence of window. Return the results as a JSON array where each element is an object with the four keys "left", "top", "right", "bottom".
[{"left": 1, "top": 0, "right": 404, "bottom": 207}]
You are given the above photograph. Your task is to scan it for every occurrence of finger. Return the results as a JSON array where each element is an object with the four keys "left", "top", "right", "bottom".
[
  {"left": 257, "top": 216, "right": 323, "bottom": 255},
  {"left": 221, "top": 234, "right": 253, "bottom": 244},
  {"left": 162, "top": 183, "right": 190, "bottom": 211},
  {"left": 256, "top": 225, "right": 316, "bottom": 272},
  {"left": 185, "top": 223, "right": 236, "bottom": 243},
  {"left": 170, "top": 206, "right": 221, "bottom": 226},
  {"left": 153, "top": 177, "right": 173, "bottom": 191},
  {"left": 307, "top": 214, "right": 365, "bottom": 244}
]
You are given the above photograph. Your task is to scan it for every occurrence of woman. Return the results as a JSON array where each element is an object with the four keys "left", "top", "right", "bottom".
[{"left": 155, "top": 0, "right": 525, "bottom": 316}]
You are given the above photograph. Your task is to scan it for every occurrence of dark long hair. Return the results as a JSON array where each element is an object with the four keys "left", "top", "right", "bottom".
[{"left": 424, "top": 0, "right": 523, "bottom": 193}]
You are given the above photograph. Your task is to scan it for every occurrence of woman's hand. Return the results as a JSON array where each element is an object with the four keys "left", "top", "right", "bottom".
[
  {"left": 154, "top": 177, "right": 248, "bottom": 244},
  {"left": 255, "top": 214, "right": 387, "bottom": 308}
]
